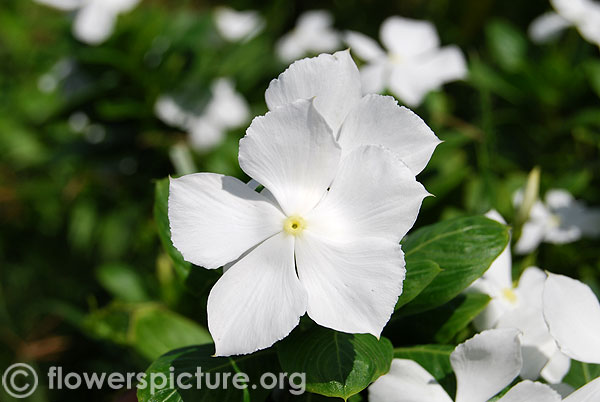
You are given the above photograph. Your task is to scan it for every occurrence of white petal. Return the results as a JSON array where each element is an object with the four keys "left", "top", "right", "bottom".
[
  {"left": 188, "top": 118, "right": 225, "bottom": 151},
  {"left": 497, "top": 381, "right": 561, "bottom": 402},
  {"left": 214, "top": 7, "right": 264, "bottom": 42},
  {"left": 292, "top": 10, "right": 341, "bottom": 55},
  {"left": 545, "top": 188, "right": 575, "bottom": 209},
  {"left": 451, "top": 328, "right": 522, "bottom": 402},
  {"left": 480, "top": 210, "right": 513, "bottom": 289},
  {"left": 337, "top": 94, "right": 440, "bottom": 175},
  {"left": 207, "top": 233, "right": 307, "bottom": 356},
  {"left": 239, "top": 99, "right": 341, "bottom": 216},
  {"left": 528, "top": 12, "right": 572, "bottom": 43},
  {"left": 368, "top": 359, "right": 453, "bottom": 402},
  {"left": 154, "top": 96, "right": 191, "bottom": 129},
  {"left": 388, "top": 62, "right": 435, "bottom": 107},
  {"left": 307, "top": 145, "right": 428, "bottom": 243},
  {"left": 380, "top": 16, "right": 440, "bottom": 59},
  {"left": 344, "top": 30, "right": 386, "bottom": 61},
  {"left": 543, "top": 273, "right": 600, "bottom": 364},
  {"left": 514, "top": 219, "right": 546, "bottom": 254},
  {"left": 541, "top": 350, "right": 571, "bottom": 384},
  {"left": 359, "top": 61, "right": 388, "bottom": 95},
  {"left": 34, "top": 0, "right": 82, "bottom": 11},
  {"left": 295, "top": 232, "right": 405, "bottom": 337},
  {"left": 204, "top": 78, "right": 249, "bottom": 129},
  {"left": 73, "top": 4, "right": 117, "bottom": 45},
  {"left": 275, "top": 34, "right": 305, "bottom": 63},
  {"left": 168, "top": 173, "right": 284, "bottom": 268},
  {"left": 564, "top": 376, "right": 600, "bottom": 402},
  {"left": 265, "top": 50, "right": 362, "bottom": 134}
]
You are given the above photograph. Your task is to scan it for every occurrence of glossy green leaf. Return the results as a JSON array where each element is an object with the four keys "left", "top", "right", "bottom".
[
  {"left": 393, "top": 344, "right": 454, "bottom": 381},
  {"left": 96, "top": 263, "right": 150, "bottom": 303},
  {"left": 400, "top": 216, "right": 509, "bottom": 314},
  {"left": 277, "top": 327, "right": 393, "bottom": 401},
  {"left": 434, "top": 293, "right": 491, "bottom": 343},
  {"left": 395, "top": 260, "right": 442, "bottom": 310},
  {"left": 563, "top": 360, "right": 600, "bottom": 389},
  {"left": 137, "top": 345, "right": 279, "bottom": 402}
]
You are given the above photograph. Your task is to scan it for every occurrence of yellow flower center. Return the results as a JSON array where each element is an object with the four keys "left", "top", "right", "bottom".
[
  {"left": 389, "top": 53, "right": 404, "bottom": 65},
  {"left": 502, "top": 288, "right": 518, "bottom": 304},
  {"left": 283, "top": 215, "right": 306, "bottom": 236}
]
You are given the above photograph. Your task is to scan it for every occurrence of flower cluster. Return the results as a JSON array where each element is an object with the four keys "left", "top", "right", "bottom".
[{"left": 168, "top": 51, "right": 438, "bottom": 356}]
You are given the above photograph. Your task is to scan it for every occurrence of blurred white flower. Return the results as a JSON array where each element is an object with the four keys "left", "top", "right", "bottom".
[
  {"left": 543, "top": 273, "right": 600, "bottom": 364},
  {"left": 266, "top": 50, "right": 441, "bottom": 176},
  {"left": 369, "top": 328, "right": 599, "bottom": 402},
  {"left": 514, "top": 189, "right": 600, "bottom": 254},
  {"left": 276, "top": 10, "right": 341, "bottom": 62},
  {"left": 34, "top": 0, "right": 140, "bottom": 45},
  {"left": 528, "top": 0, "right": 600, "bottom": 47},
  {"left": 155, "top": 78, "right": 250, "bottom": 151},
  {"left": 344, "top": 16, "right": 467, "bottom": 107},
  {"left": 169, "top": 99, "right": 428, "bottom": 356},
  {"left": 469, "top": 210, "right": 570, "bottom": 384},
  {"left": 214, "top": 6, "right": 265, "bottom": 42}
]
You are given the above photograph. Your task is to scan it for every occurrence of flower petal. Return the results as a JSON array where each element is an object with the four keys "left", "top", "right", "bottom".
[
  {"left": 240, "top": 99, "right": 341, "bottom": 216},
  {"left": 497, "top": 381, "right": 561, "bottom": 402},
  {"left": 73, "top": 3, "right": 116, "bottom": 45},
  {"left": 344, "top": 30, "right": 386, "bottom": 61},
  {"left": 359, "top": 61, "right": 388, "bottom": 95},
  {"left": 451, "top": 328, "right": 522, "bottom": 402},
  {"left": 295, "top": 232, "right": 405, "bottom": 337},
  {"left": 204, "top": 78, "right": 249, "bottom": 129},
  {"left": 168, "top": 173, "right": 284, "bottom": 268},
  {"left": 337, "top": 94, "right": 440, "bottom": 175},
  {"left": 564, "top": 376, "right": 600, "bottom": 402},
  {"left": 481, "top": 210, "right": 513, "bottom": 289},
  {"left": 307, "top": 145, "right": 428, "bottom": 243},
  {"left": 214, "top": 6, "right": 264, "bottom": 42},
  {"left": 528, "top": 12, "right": 571, "bottom": 43},
  {"left": 543, "top": 273, "right": 600, "bottom": 364},
  {"left": 368, "top": 359, "right": 453, "bottom": 402},
  {"left": 265, "top": 50, "right": 362, "bottom": 133},
  {"left": 207, "top": 232, "right": 307, "bottom": 356},
  {"left": 380, "top": 16, "right": 440, "bottom": 58},
  {"left": 541, "top": 350, "right": 571, "bottom": 384}
]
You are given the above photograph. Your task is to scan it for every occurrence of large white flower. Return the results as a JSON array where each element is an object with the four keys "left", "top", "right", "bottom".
[
  {"left": 529, "top": 0, "right": 600, "bottom": 48},
  {"left": 469, "top": 211, "right": 570, "bottom": 384},
  {"left": 344, "top": 16, "right": 467, "bottom": 107},
  {"left": 155, "top": 78, "right": 250, "bottom": 151},
  {"left": 543, "top": 273, "right": 600, "bottom": 364},
  {"left": 265, "top": 50, "right": 441, "bottom": 176},
  {"left": 214, "top": 6, "right": 265, "bottom": 42},
  {"left": 34, "top": 0, "right": 140, "bottom": 45},
  {"left": 168, "top": 99, "right": 428, "bottom": 356},
  {"left": 276, "top": 10, "right": 341, "bottom": 62},
  {"left": 514, "top": 189, "right": 600, "bottom": 254},
  {"left": 369, "top": 328, "right": 600, "bottom": 402}
]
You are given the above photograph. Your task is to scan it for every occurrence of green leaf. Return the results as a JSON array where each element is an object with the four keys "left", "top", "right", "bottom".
[
  {"left": 395, "top": 260, "right": 442, "bottom": 310},
  {"left": 434, "top": 293, "right": 491, "bottom": 343},
  {"left": 393, "top": 345, "right": 454, "bottom": 381},
  {"left": 96, "top": 263, "right": 150, "bottom": 303},
  {"left": 486, "top": 20, "right": 527, "bottom": 72},
  {"left": 400, "top": 216, "right": 509, "bottom": 314},
  {"left": 563, "top": 360, "right": 600, "bottom": 389},
  {"left": 131, "top": 305, "right": 213, "bottom": 360},
  {"left": 137, "top": 345, "right": 279, "bottom": 402},
  {"left": 154, "top": 178, "right": 191, "bottom": 279},
  {"left": 277, "top": 327, "right": 393, "bottom": 400}
]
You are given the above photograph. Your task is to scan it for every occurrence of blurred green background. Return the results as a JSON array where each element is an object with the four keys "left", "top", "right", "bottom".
[{"left": 1, "top": 0, "right": 599, "bottom": 401}]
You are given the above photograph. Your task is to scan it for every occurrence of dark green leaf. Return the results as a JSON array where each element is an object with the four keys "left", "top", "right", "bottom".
[
  {"left": 393, "top": 344, "right": 454, "bottom": 381},
  {"left": 137, "top": 345, "right": 279, "bottom": 402},
  {"left": 277, "top": 327, "right": 393, "bottom": 401},
  {"left": 400, "top": 216, "right": 509, "bottom": 314},
  {"left": 563, "top": 360, "right": 600, "bottom": 389},
  {"left": 96, "top": 263, "right": 150, "bottom": 303},
  {"left": 434, "top": 293, "right": 490, "bottom": 343},
  {"left": 395, "top": 260, "right": 442, "bottom": 310}
]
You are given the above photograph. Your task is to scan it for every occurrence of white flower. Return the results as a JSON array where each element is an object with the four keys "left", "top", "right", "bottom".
[
  {"left": 514, "top": 189, "right": 600, "bottom": 254},
  {"left": 543, "top": 273, "right": 600, "bottom": 364},
  {"left": 168, "top": 99, "right": 429, "bottom": 356},
  {"left": 276, "top": 10, "right": 341, "bottom": 62},
  {"left": 469, "top": 210, "right": 570, "bottom": 384},
  {"left": 214, "top": 6, "right": 265, "bottom": 42},
  {"left": 34, "top": 0, "right": 140, "bottom": 45},
  {"left": 529, "top": 0, "right": 600, "bottom": 47},
  {"left": 155, "top": 78, "right": 250, "bottom": 151},
  {"left": 266, "top": 50, "right": 441, "bottom": 176},
  {"left": 344, "top": 16, "right": 467, "bottom": 107},
  {"left": 369, "top": 328, "right": 599, "bottom": 402}
]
